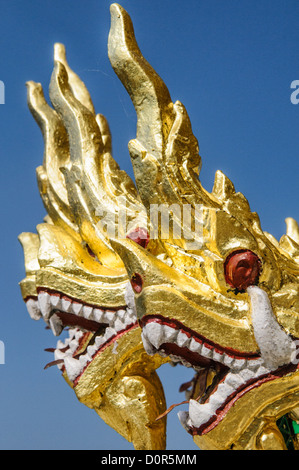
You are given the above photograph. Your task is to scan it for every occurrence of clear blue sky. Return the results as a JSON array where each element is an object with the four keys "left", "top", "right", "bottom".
[{"left": 1, "top": 0, "right": 298, "bottom": 450}]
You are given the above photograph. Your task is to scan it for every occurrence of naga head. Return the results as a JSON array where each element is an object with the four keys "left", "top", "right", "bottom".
[
  {"left": 105, "top": 4, "right": 299, "bottom": 450},
  {"left": 19, "top": 41, "right": 167, "bottom": 450},
  {"left": 19, "top": 3, "right": 299, "bottom": 450}
]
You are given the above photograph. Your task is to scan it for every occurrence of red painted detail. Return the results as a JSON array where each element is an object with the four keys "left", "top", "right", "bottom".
[
  {"left": 126, "top": 227, "right": 150, "bottom": 249},
  {"left": 130, "top": 273, "right": 143, "bottom": 294},
  {"left": 224, "top": 249, "right": 261, "bottom": 291}
]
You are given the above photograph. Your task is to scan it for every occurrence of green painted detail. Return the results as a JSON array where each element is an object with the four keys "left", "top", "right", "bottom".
[
  {"left": 292, "top": 420, "right": 299, "bottom": 435},
  {"left": 277, "top": 415, "right": 295, "bottom": 450}
]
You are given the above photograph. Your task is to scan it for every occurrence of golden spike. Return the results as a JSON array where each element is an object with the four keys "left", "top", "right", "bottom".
[
  {"left": 108, "top": 3, "right": 175, "bottom": 157},
  {"left": 48, "top": 56, "right": 147, "bottom": 266},
  {"left": 212, "top": 170, "right": 236, "bottom": 200},
  {"left": 26, "top": 81, "right": 79, "bottom": 237},
  {"left": 279, "top": 234, "right": 299, "bottom": 259},
  {"left": 107, "top": 3, "right": 219, "bottom": 269},
  {"left": 49, "top": 60, "right": 104, "bottom": 169},
  {"left": 286, "top": 217, "right": 299, "bottom": 245},
  {"left": 54, "top": 43, "right": 95, "bottom": 114},
  {"left": 108, "top": 4, "right": 218, "bottom": 214},
  {"left": 50, "top": 58, "right": 145, "bottom": 223}
]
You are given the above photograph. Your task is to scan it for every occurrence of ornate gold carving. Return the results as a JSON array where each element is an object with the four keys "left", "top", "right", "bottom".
[
  {"left": 19, "top": 3, "right": 299, "bottom": 450},
  {"left": 19, "top": 39, "right": 166, "bottom": 450}
]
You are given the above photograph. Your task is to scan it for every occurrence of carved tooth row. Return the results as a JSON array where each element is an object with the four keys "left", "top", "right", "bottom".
[
  {"left": 36, "top": 290, "right": 137, "bottom": 336},
  {"left": 53, "top": 328, "right": 84, "bottom": 370},
  {"left": 53, "top": 318, "right": 134, "bottom": 381},
  {"left": 184, "top": 364, "right": 271, "bottom": 431},
  {"left": 142, "top": 321, "right": 263, "bottom": 372}
]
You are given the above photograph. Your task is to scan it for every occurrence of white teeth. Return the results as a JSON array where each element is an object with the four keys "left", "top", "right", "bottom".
[
  {"left": 26, "top": 298, "right": 42, "bottom": 320},
  {"left": 64, "top": 356, "right": 82, "bottom": 382},
  {"left": 230, "top": 358, "right": 247, "bottom": 372},
  {"left": 75, "top": 330, "right": 83, "bottom": 341},
  {"left": 95, "top": 335, "right": 105, "bottom": 348},
  {"left": 145, "top": 322, "right": 164, "bottom": 349},
  {"left": 189, "top": 400, "right": 216, "bottom": 429},
  {"left": 49, "top": 314, "right": 63, "bottom": 336},
  {"left": 56, "top": 340, "right": 65, "bottom": 349},
  {"left": 113, "top": 318, "right": 125, "bottom": 332},
  {"left": 189, "top": 337, "right": 202, "bottom": 354},
  {"left": 222, "top": 354, "right": 235, "bottom": 368},
  {"left": 54, "top": 348, "right": 65, "bottom": 361},
  {"left": 142, "top": 322, "right": 253, "bottom": 372},
  {"left": 35, "top": 287, "right": 137, "bottom": 343},
  {"left": 140, "top": 320, "right": 282, "bottom": 433},
  {"left": 117, "top": 309, "right": 126, "bottom": 321},
  {"left": 87, "top": 344, "right": 97, "bottom": 357},
  {"left": 163, "top": 325, "right": 178, "bottom": 343},
  {"left": 79, "top": 354, "right": 90, "bottom": 368},
  {"left": 225, "top": 371, "right": 245, "bottom": 389},
  {"left": 104, "top": 327, "right": 117, "bottom": 341},
  {"left": 69, "top": 339, "right": 79, "bottom": 353},
  {"left": 38, "top": 291, "right": 51, "bottom": 320},
  {"left": 103, "top": 310, "right": 115, "bottom": 324},
  {"left": 41, "top": 291, "right": 138, "bottom": 381},
  {"left": 61, "top": 298, "right": 72, "bottom": 312},
  {"left": 72, "top": 302, "right": 83, "bottom": 316},
  {"left": 201, "top": 344, "right": 213, "bottom": 359},
  {"left": 82, "top": 305, "right": 93, "bottom": 319},
  {"left": 176, "top": 330, "right": 190, "bottom": 348},
  {"left": 50, "top": 295, "right": 61, "bottom": 309},
  {"left": 141, "top": 331, "right": 156, "bottom": 355},
  {"left": 93, "top": 308, "right": 104, "bottom": 322},
  {"left": 186, "top": 364, "right": 272, "bottom": 431},
  {"left": 255, "top": 365, "right": 271, "bottom": 377},
  {"left": 247, "top": 359, "right": 263, "bottom": 372},
  {"left": 212, "top": 350, "right": 224, "bottom": 364}
]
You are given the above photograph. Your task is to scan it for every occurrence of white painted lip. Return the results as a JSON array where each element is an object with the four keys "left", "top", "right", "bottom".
[{"left": 140, "top": 285, "right": 299, "bottom": 435}]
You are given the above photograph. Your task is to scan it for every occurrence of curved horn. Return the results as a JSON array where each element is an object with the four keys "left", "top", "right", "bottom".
[
  {"left": 108, "top": 3, "right": 174, "bottom": 156},
  {"left": 286, "top": 217, "right": 299, "bottom": 245},
  {"left": 54, "top": 43, "right": 95, "bottom": 115},
  {"left": 26, "top": 80, "right": 79, "bottom": 236},
  {"left": 108, "top": 4, "right": 218, "bottom": 221}
]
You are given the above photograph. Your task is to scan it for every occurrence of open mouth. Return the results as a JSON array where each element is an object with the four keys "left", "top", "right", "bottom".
[
  {"left": 25, "top": 286, "right": 138, "bottom": 383},
  {"left": 140, "top": 310, "right": 299, "bottom": 436}
]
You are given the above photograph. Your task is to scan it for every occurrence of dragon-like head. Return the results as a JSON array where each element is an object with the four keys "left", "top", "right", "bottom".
[
  {"left": 106, "top": 4, "right": 299, "bottom": 450},
  {"left": 19, "top": 42, "right": 167, "bottom": 450}
]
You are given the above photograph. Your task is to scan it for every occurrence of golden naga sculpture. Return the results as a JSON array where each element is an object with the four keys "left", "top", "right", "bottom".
[
  {"left": 19, "top": 4, "right": 299, "bottom": 450},
  {"left": 19, "top": 39, "right": 166, "bottom": 450}
]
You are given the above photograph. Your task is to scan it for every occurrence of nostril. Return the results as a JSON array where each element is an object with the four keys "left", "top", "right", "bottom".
[
  {"left": 224, "top": 249, "right": 261, "bottom": 292},
  {"left": 130, "top": 273, "right": 143, "bottom": 294}
]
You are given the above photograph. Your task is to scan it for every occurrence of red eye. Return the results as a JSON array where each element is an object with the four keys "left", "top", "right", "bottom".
[
  {"left": 130, "top": 273, "right": 143, "bottom": 294},
  {"left": 126, "top": 227, "right": 150, "bottom": 249},
  {"left": 224, "top": 249, "right": 261, "bottom": 291}
]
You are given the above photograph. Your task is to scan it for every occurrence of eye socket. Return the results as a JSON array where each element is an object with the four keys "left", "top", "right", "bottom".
[
  {"left": 130, "top": 273, "right": 143, "bottom": 294},
  {"left": 224, "top": 249, "right": 261, "bottom": 291},
  {"left": 86, "top": 244, "right": 96, "bottom": 258}
]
